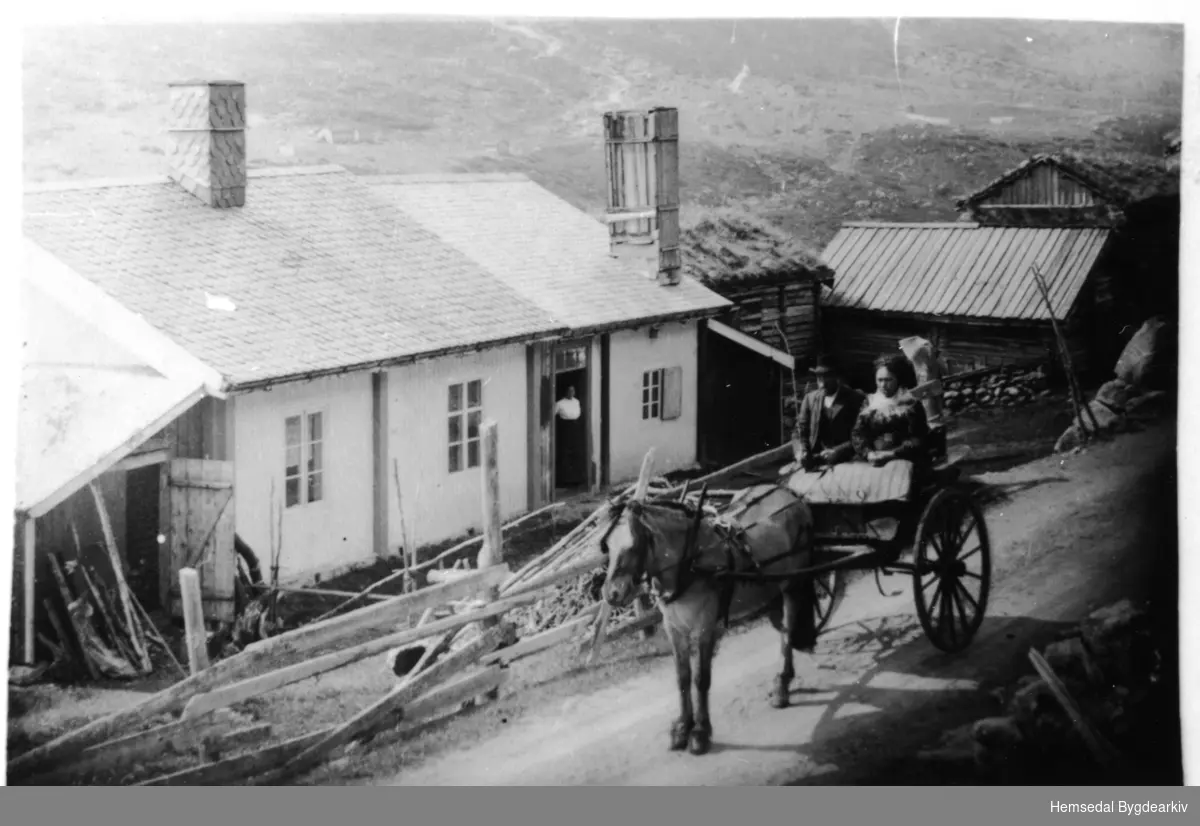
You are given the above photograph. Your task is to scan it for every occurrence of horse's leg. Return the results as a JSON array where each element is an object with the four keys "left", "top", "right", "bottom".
[
  {"left": 689, "top": 616, "right": 718, "bottom": 756},
  {"left": 772, "top": 587, "right": 798, "bottom": 709},
  {"left": 664, "top": 615, "right": 694, "bottom": 751}
]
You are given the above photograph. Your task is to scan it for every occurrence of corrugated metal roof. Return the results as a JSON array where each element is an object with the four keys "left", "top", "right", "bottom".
[{"left": 821, "top": 222, "right": 1111, "bottom": 321}]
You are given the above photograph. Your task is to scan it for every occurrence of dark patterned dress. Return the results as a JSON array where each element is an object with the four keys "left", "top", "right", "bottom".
[{"left": 851, "top": 391, "right": 929, "bottom": 462}]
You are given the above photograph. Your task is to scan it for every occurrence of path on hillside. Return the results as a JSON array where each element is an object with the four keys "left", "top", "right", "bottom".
[{"left": 369, "top": 422, "right": 1173, "bottom": 786}]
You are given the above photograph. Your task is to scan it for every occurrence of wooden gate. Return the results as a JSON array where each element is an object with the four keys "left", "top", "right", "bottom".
[{"left": 160, "top": 458, "right": 236, "bottom": 624}]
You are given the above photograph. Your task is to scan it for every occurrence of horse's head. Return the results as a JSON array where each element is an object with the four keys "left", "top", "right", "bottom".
[{"left": 599, "top": 498, "right": 650, "bottom": 609}]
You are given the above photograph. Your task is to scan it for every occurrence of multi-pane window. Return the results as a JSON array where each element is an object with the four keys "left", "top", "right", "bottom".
[
  {"left": 642, "top": 367, "right": 684, "bottom": 422},
  {"left": 554, "top": 345, "right": 587, "bottom": 372},
  {"left": 449, "top": 379, "right": 483, "bottom": 473},
  {"left": 285, "top": 412, "right": 324, "bottom": 508},
  {"left": 642, "top": 369, "right": 662, "bottom": 420}
]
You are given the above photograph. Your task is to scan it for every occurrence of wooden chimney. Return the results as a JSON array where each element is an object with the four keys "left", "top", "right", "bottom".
[{"left": 603, "top": 107, "right": 681, "bottom": 286}]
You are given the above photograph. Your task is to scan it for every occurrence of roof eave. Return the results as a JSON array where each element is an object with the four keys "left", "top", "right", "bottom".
[
  {"left": 565, "top": 304, "right": 732, "bottom": 338},
  {"left": 224, "top": 328, "right": 570, "bottom": 392}
]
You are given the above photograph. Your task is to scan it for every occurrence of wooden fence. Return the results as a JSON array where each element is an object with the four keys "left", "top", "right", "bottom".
[{"left": 8, "top": 428, "right": 790, "bottom": 786}]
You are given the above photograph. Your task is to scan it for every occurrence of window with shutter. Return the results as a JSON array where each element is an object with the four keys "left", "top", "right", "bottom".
[{"left": 661, "top": 366, "right": 684, "bottom": 420}]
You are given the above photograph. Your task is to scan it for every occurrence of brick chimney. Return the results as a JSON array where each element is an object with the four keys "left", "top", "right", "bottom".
[
  {"left": 166, "top": 80, "right": 247, "bottom": 208},
  {"left": 603, "top": 107, "right": 681, "bottom": 286}
]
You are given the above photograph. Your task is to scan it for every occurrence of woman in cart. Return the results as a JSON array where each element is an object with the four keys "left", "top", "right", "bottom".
[{"left": 852, "top": 354, "right": 929, "bottom": 469}]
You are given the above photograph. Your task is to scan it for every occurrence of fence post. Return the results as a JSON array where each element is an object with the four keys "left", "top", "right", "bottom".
[
  {"left": 179, "top": 568, "right": 210, "bottom": 674},
  {"left": 24, "top": 515, "right": 37, "bottom": 665},
  {"left": 476, "top": 421, "right": 504, "bottom": 700}
]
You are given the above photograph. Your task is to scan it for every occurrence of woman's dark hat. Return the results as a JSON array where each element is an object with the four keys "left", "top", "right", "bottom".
[{"left": 811, "top": 354, "right": 838, "bottom": 375}]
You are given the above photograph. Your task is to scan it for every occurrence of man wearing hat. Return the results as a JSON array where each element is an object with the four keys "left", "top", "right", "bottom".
[{"left": 792, "top": 354, "right": 866, "bottom": 471}]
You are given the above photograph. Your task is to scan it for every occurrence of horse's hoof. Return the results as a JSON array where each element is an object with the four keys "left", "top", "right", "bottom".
[
  {"left": 669, "top": 721, "right": 692, "bottom": 751},
  {"left": 688, "top": 729, "right": 712, "bottom": 756},
  {"left": 771, "top": 684, "right": 790, "bottom": 709}
]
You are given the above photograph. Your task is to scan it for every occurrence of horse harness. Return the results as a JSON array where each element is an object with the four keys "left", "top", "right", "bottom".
[{"left": 599, "top": 484, "right": 809, "bottom": 625}]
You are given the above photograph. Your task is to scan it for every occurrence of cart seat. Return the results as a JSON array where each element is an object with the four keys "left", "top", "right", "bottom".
[{"left": 785, "top": 459, "right": 915, "bottom": 505}]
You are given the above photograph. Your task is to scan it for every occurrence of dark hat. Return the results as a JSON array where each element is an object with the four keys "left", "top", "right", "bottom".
[{"left": 811, "top": 354, "right": 838, "bottom": 375}]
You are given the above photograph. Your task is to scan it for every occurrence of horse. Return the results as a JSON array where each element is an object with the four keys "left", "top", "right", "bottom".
[{"left": 599, "top": 482, "right": 818, "bottom": 755}]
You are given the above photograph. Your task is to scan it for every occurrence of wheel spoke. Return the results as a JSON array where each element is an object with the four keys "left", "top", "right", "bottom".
[
  {"left": 940, "top": 578, "right": 957, "bottom": 647},
  {"left": 960, "top": 570, "right": 983, "bottom": 581},
  {"left": 927, "top": 577, "right": 945, "bottom": 615},
  {"left": 928, "top": 532, "right": 944, "bottom": 559},
  {"left": 950, "top": 581, "right": 970, "bottom": 630},
  {"left": 957, "top": 516, "right": 977, "bottom": 549},
  {"left": 957, "top": 545, "right": 982, "bottom": 563},
  {"left": 954, "top": 579, "right": 980, "bottom": 615},
  {"left": 921, "top": 570, "right": 939, "bottom": 592}
]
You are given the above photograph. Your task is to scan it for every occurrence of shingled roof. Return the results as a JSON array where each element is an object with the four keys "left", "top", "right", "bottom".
[
  {"left": 366, "top": 173, "right": 729, "bottom": 333},
  {"left": 679, "top": 208, "right": 834, "bottom": 291},
  {"left": 956, "top": 151, "right": 1180, "bottom": 211},
  {"left": 23, "top": 167, "right": 565, "bottom": 389}
]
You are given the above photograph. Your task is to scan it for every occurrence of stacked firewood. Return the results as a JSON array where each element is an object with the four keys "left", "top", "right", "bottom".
[{"left": 39, "top": 549, "right": 181, "bottom": 683}]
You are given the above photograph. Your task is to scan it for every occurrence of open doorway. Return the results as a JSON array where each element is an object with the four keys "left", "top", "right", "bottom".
[{"left": 554, "top": 368, "right": 588, "bottom": 491}]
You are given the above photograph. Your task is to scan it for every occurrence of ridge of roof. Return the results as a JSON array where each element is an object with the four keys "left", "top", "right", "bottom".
[
  {"left": 363, "top": 172, "right": 533, "bottom": 185},
  {"left": 840, "top": 221, "right": 980, "bottom": 229},
  {"left": 23, "top": 164, "right": 347, "bottom": 194}
]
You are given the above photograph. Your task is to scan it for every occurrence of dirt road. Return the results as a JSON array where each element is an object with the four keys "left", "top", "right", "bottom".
[{"left": 374, "top": 421, "right": 1175, "bottom": 786}]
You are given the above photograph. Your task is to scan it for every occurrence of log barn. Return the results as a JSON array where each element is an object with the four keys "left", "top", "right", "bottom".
[
  {"left": 820, "top": 151, "right": 1179, "bottom": 390},
  {"left": 682, "top": 211, "right": 833, "bottom": 467}
]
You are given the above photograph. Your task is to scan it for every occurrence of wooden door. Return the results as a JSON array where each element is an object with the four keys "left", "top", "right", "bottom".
[{"left": 160, "top": 458, "right": 236, "bottom": 624}]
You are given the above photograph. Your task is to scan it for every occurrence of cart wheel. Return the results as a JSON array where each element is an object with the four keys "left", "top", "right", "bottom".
[
  {"left": 912, "top": 487, "right": 991, "bottom": 653},
  {"left": 813, "top": 568, "right": 843, "bottom": 634}
]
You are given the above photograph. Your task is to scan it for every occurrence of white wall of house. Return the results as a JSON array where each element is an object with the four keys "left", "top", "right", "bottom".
[
  {"left": 607, "top": 320, "right": 700, "bottom": 483},
  {"left": 232, "top": 373, "right": 375, "bottom": 584},
  {"left": 386, "top": 344, "right": 529, "bottom": 552}
]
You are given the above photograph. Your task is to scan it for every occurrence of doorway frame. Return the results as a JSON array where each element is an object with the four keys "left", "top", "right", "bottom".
[{"left": 550, "top": 336, "right": 594, "bottom": 495}]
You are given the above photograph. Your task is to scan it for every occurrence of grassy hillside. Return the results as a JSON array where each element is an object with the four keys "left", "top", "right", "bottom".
[{"left": 22, "top": 17, "right": 1182, "bottom": 249}]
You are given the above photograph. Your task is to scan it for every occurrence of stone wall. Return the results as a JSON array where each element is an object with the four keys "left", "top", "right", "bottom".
[{"left": 942, "top": 363, "right": 1052, "bottom": 415}]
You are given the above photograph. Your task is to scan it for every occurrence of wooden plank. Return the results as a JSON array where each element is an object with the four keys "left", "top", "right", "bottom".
[
  {"left": 481, "top": 603, "right": 603, "bottom": 666},
  {"left": 180, "top": 568, "right": 210, "bottom": 674},
  {"left": 179, "top": 578, "right": 547, "bottom": 720},
  {"left": 506, "top": 550, "right": 608, "bottom": 598},
  {"left": 23, "top": 516, "right": 35, "bottom": 665},
  {"left": 28, "top": 709, "right": 241, "bottom": 782},
  {"left": 372, "top": 371, "right": 390, "bottom": 559},
  {"left": 477, "top": 421, "right": 503, "bottom": 569},
  {"left": 659, "top": 443, "right": 793, "bottom": 498},
  {"left": 311, "top": 502, "right": 564, "bottom": 624},
  {"left": 158, "top": 460, "right": 172, "bottom": 611},
  {"left": 139, "top": 727, "right": 331, "bottom": 787},
  {"left": 169, "top": 479, "right": 233, "bottom": 491},
  {"left": 200, "top": 723, "right": 273, "bottom": 762},
  {"left": 90, "top": 481, "right": 152, "bottom": 672},
  {"left": 43, "top": 598, "right": 81, "bottom": 675},
  {"left": 207, "top": 461, "right": 237, "bottom": 623},
  {"left": 475, "top": 420, "right": 504, "bottom": 701},
  {"left": 6, "top": 565, "right": 510, "bottom": 781},
  {"left": 1028, "top": 649, "right": 1122, "bottom": 773},
  {"left": 140, "top": 666, "right": 508, "bottom": 786},
  {"left": 47, "top": 555, "right": 99, "bottom": 680},
  {"left": 251, "top": 626, "right": 507, "bottom": 785}
]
